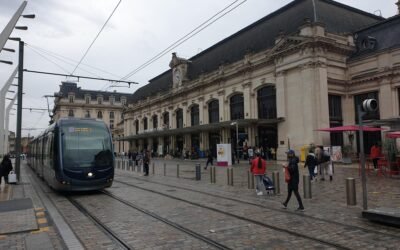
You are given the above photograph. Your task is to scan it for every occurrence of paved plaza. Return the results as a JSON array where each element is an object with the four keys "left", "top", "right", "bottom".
[{"left": 0, "top": 159, "right": 399, "bottom": 249}]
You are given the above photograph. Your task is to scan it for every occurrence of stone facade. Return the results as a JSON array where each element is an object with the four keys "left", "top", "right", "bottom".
[
  {"left": 120, "top": 1, "right": 400, "bottom": 160},
  {"left": 52, "top": 82, "right": 131, "bottom": 153}
]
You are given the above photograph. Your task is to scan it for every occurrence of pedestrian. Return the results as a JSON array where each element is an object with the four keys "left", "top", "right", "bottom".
[
  {"left": 315, "top": 146, "right": 330, "bottom": 181},
  {"left": 370, "top": 142, "right": 381, "bottom": 170},
  {"left": 0, "top": 154, "right": 13, "bottom": 186},
  {"left": 304, "top": 149, "right": 317, "bottom": 181},
  {"left": 250, "top": 151, "right": 266, "bottom": 195},
  {"left": 143, "top": 150, "right": 150, "bottom": 176},
  {"left": 282, "top": 150, "right": 304, "bottom": 211},
  {"left": 204, "top": 150, "right": 213, "bottom": 169}
]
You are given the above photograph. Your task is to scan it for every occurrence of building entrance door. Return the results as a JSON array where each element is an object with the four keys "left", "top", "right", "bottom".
[
  {"left": 208, "top": 132, "right": 220, "bottom": 158},
  {"left": 258, "top": 125, "right": 277, "bottom": 159},
  {"left": 176, "top": 135, "right": 184, "bottom": 157}
]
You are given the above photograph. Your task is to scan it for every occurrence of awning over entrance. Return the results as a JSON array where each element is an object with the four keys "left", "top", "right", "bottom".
[
  {"left": 386, "top": 131, "right": 400, "bottom": 139},
  {"left": 316, "top": 125, "right": 384, "bottom": 132},
  {"left": 117, "top": 118, "right": 284, "bottom": 141}
]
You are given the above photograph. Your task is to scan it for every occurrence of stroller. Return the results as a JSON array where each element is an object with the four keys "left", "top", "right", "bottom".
[{"left": 262, "top": 175, "right": 275, "bottom": 194}]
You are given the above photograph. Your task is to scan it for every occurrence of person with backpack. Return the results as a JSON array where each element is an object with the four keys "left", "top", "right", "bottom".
[
  {"left": 250, "top": 151, "right": 266, "bottom": 195},
  {"left": 143, "top": 150, "right": 150, "bottom": 176},
  {"left": 315, "top": 146, "right": 331, "bottom": 181},
  {"left": 282, "top": 150, "right": 304, "bottom": 211},
  {"left": 0, "top": 154, "right": 13, "bottom": 186},
  {"left": 304, "top": 149, "right": 317, "bottom": 181},
  {"left": 204, "top": 150, "right": 214, "bottom": 170}
]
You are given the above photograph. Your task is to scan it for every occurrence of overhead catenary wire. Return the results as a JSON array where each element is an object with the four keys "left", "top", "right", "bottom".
[
  {"left": 118, "top": 0, "right": 247, "bottom": 82},
  {"left": 71, "top": 0, "right": 122, "bottom": 75},
  {"left": 25, "top": 43, "right": 122, "bottom": 79}
]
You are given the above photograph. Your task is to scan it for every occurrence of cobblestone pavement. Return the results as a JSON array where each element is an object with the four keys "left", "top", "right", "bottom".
[
  {"left": 113, "top": 158, "right": 400, "bottom": 249},
  {"left": 0, "top": 162, "right": 66, "bottom": 250}
]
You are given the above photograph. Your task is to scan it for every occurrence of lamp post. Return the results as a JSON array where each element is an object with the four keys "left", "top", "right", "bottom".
[{"left": 231, "top": 121, "right": 239, "bottom": 164}]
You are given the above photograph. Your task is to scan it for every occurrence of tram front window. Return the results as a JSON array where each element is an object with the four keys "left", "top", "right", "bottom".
[{"left": 62, "top": 123, "right": 112, "bottom": 168}]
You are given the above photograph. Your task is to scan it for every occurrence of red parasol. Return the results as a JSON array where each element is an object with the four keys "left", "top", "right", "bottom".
[
  {"left": 386, "top": 131, "right": 400, "bottom": 138},
  {"left": 316, "top": 125, "right": 384, "bottom": 132}
]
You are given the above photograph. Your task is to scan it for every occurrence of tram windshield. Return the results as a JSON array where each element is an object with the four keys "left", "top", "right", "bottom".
[{"left": 61, "top": 121, "right": 113, "bottom": 168}]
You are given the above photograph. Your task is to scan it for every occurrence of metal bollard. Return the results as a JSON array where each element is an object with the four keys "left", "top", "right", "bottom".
[
  {"left": 248, "top": 170, "right": 255, "bottom": 189},
  {"left": 152, "top": 162, "right": 155, "bottom": 175},
  {"left": 177, "top": 164, "right": 180, "bottom": 178},
  {"left": 303, "top": 175, "right": 312, "bottom": 199},
  {"left": 163, "top": 163, "right": 166, "bottom": 176},
  {"left": 227, "top": 168, "right": 233, "bottom": 186},
  {"left": 346, "top": 178, "right": 357, "bottom": 206},
  {"left": 195, "top": 163, "right": 201, "bottom": 180},
  {"left": 212, "top": 166, "right": 216, "bottom": 183},
  {"left": 272, "top": 171, "right": 280, "bottom": 194},
  {"left": 210, "top": 166, "right": 214, "bottom": 183}
]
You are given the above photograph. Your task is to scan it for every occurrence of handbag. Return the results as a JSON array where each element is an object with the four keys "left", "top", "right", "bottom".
[
  {"left": 314, "top": 166, "right": 318, "bottom": 174},
  {"left": 8, "top": 170, "right": 17, "bottom": 184},
  {"left": 284, "top": 167, "right": 291, "bottom": 183}
]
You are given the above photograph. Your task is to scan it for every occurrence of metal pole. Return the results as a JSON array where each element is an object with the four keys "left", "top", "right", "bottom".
[
  {"left": 212, "top": 166, "right": 216, "bottom": 183},
  {"left": 303, "top": 175, "right": 312, "bottom": 199},
  {"left": 163, "top": 163, "right": 166, "bottom": 176},
  {"left": 230, "top": 168, "right": 233, "bottom": 186},
  {"left": 152, "top": 162, "right": 155, "bottom": 175},
  {"left": 195, "top": 163, "right": 201, "bottom": 180},
  {"left": 236, "top": 122, "right": 239, "bottom": 164},
  {"left": 358, "top": 105, "right": 368, "bottom": 210},
  {"left": 272, "top": 171, "right": 280, "bottom": 194},
  {"left": 15, "top": 40, "right": 24, "bottom": 182},
  {"left": 177, "top": 164, "right": 180, "bottom": 178},
  {"left": 346, "top": 177, "right": 357, "bottom": 205}
]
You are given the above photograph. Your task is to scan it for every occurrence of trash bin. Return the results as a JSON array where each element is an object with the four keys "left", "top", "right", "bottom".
[{"left": 300, "top": 145, "right": 309, "bottom": 162}]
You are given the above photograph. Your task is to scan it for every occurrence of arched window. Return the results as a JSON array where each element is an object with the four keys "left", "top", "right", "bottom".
[
  {"left": 109, "top": 111, "right": 114, "bottom": 119},
  {"left": 230, "top": 94, "right": 244, "bottom": 120},
  {"left": 208, "top": 100, "right": 219, "bottom": 123},
  {"left": 257, "top": 86, "right": 276, "bottom": 119},
  {"left": 152, "top": 115, "right": 158, "bottom": 129},
  {"left": 190, "top": 105, "right": 199, "bottom": 126},
  {"left": 68, "top": 110, "right": 74, "bottom": 117},
  {"left": 163, "top": 112, "right": 169, "bottom": 128},
  {"left": 135, "top": 120, "right": 139, "bottom": 134},
  {"left": 143, "top": 117, "right": 148, "bottom": 130},
  {"left": 176, "top": 109, "right": 183, "bottom": 128},
  {"left": 97, "top": 111, "right": 103, "bottom": 119},
  {"left": 85, "top": 110, "right": 90, "bottom": 118}
]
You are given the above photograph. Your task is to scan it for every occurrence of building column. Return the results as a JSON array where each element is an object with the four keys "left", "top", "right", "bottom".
[
  {"left": 276, "top": 71, "right": 288, "bottom": 160},
  {"left": 242, "top": 81, "right": 252, "bottom": 119},
  {"left": 198, "top": 97, "right": 204, "bottom": 125},
  {"left": 218, "top": 90, "right": 225, "bottom": 122},
  {"left": 379, "top": 79, "right": 393, "bottom": 119},
  {"left": 182, "top": 103, "right": 188, "bottom": 127}
]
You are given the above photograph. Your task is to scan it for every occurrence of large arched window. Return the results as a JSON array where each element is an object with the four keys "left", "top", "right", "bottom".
[
  {"left": 230, "top": 94, "right": 244, "bottom": 120},
  {"left": 208, "top": 100, "right": 219, "bottom": 123},
  {"left": 143, "top": 117, "right": 148, "bottom": 130},
  {"left": 97, "top": 111, "right": 103, "bottom": 119},
  {"left": 135, "top": 120, "right": 139, "bottom": 134},
  {"left": 257, "top": 86, "right": 277, "bottom": 119},
  {"left": 152, "top": 115, "right": 158, "bottom": 129},
  {"left": 176, "top": 109, "right": 183, "bottom": 128},
  {"left": 190, "top": 105, "right": 199, "bottom": 126},
  {"left": 163, "top": 112, "right": 169, "bottom": 128}
]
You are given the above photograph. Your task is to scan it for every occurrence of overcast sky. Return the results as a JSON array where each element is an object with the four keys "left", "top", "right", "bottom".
[{"left": 0, "top": 0, "right": 397, "bottom": 137}]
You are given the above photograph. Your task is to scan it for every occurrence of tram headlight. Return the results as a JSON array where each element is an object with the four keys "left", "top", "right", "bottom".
[{"left": 88, "top": 172, "right": 93, "bottom": 177}]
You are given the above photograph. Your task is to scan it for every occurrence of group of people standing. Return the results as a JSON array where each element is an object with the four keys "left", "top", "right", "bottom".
[{"left": 304, "top": 146, "right": 333, "bottom": 182}]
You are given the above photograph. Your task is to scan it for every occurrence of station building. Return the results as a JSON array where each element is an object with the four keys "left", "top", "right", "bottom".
[
  {"left": 119, "top": 0, "right": 400, "bottom": 160},
  {"left": 52, "top": 81, "right": 131, "bottom": 153}
]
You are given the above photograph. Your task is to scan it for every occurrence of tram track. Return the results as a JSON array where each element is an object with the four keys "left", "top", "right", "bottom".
[
  {"left": 66, "top": 196, "right": 131, "bottom": 250},
  {"left": 113, "top": 179, "right": 353, "bottom": 250},
  {"left": 116, "top": 174, "right": 400, "bottom": 238}
]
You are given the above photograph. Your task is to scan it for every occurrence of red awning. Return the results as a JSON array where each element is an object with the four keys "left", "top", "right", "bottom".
[
  {"left": 386, "top": 131, "right": 400, "bottom": 138},
  {"left": 316, "top": 125, "right": 384, "bottom": 132}
]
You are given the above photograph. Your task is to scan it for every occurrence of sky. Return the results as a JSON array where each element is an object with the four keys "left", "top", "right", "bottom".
[{"left": 0, "top": 0, "right": 398, "bottom": 137}]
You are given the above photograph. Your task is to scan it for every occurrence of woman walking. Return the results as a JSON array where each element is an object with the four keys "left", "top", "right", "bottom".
[
  {"left": 204, "top": 150, "right": 213, "bottom": 170},
  {"left": 304, "top": 149, "right": 317, "bottom": 181},
  {"left": 250, "top": 151, "right": 266, "bottom": 195},
  {"left": 282, "top": 150, "right": 304, "bottom": 211},
  {"left": 0, "top": 154, "right": 13, "bottom": 186}
]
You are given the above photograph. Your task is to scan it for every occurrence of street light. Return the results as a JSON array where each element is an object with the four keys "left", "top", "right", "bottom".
[{"left": 230, "top": 121, "right": 239, "bottom": 164}]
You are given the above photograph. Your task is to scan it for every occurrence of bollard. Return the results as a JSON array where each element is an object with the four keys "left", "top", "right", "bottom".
[
  {"left": 272, "top": 171, "right": 280, "bottom": 195},
  {"left": 210, "top": 166, "right": 214, "bottom": 183},
  {"left": 346, "top": 178, "right": 357, "bottom": 206},
  {"left": 195, "top": 163, "right": 201, "bottom": 180},
  {"left": 230, "top": 168, "right": 233, "bottom": 186},
  {"left": 164, "top": 163, "right": 166, "bottom": 176},
  {"left": 177, "top": 164, "right": 180, "bottom": 178},
  {"left": 303, "top": 175, "right": 312, "bottom": 199},
  {"left": 212, "top": 166, "right": 216, "bottom": 183},
  {"left": 152, "top": 162, "right": 155, "bottom": 175},
  {"left": 248, "top": 170, "right": 255, "bottom": 189}
]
